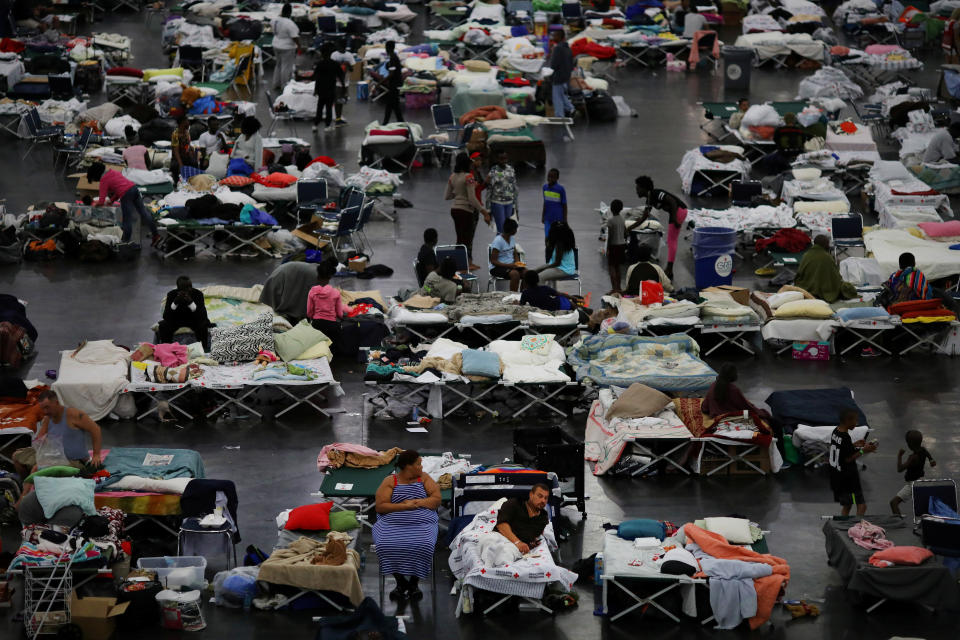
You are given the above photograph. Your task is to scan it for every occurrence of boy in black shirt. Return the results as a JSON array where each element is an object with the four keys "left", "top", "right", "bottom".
[
  {"left": 890, "top": 430, "right": 937, "bottom": 516},
  {"left": 496, "top": 483, "right": 551, "bottom": 553},
  {"left": 829, "top": 408, "right": 877, "bottom": 516},
  {"left": 415, "top": 228, "right": 438, "bottom": 286}
]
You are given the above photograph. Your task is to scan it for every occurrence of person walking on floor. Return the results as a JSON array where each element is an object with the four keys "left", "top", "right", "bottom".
[
  {"left": 271, "top": 3, "right": 300, "bottom": 90},
  {"left": 541, "top": 168, "right": 568, "bottom": 241},
  {"left": 890, "top": 430, "right": 937, "bottom": 516},
  {"left": 829, "top": 408, "right": 877, "bottom": 516},
  {"left": 312, "top": 44, "right": 344, "bottom": 133},
  {"left": 306, "top": 262, "right": 343, "bottom": 353},
  {"left": 381, "top": 40, "right": 404, "bottom": 125},
  {"left": 548, "top": 29, "right": 575, "bottom": 118},
  {"left": 445, "top": 152, "right": 489, "bottom": 270},
  {"left": 87, "top": 162, "right": 159, "bottom": 246},
  {"left": 373, "top": 450, "right": 440, "bottom": 601},
  {"left": 486, "top": 149, "right": 518, "bottom": 233},
  {"left": 331, "top": 42, "right": 356, "bottom": 126}
]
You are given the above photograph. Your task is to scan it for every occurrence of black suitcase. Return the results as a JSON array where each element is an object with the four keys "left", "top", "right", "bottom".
[{"left": 586, "top": 93, "right": 618, "bottom": 122}]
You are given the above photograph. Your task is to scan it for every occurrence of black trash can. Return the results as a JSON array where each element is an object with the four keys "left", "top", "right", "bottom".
[{"left": 722, "top": 46, "right": 754, "bottom": 92}]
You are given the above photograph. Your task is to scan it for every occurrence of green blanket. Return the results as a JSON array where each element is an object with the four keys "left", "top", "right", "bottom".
[{"left": 794, "top": 245, "right": 857, "bottom": 303}]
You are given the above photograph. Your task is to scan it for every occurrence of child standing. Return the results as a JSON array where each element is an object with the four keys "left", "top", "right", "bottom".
[
  {"left": 829, "top": 408, "right": 877, "bottom": 516},
  {"left": 307, "top": 262, "right": 344, "bottom": 352},
  {"left": 890, "top": 430, "right": 937, "bottom": 516},
  {"left": 415, "top": 228, "right": 439, "bottom": 286},
  {"left": 541, "top": 168, "right": 568, "bottom": 239},
  {"left": 606, "top": 199, "right": 627, "bottom": 294}
]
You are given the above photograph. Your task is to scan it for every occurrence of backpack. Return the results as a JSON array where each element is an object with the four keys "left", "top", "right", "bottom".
[
  {"left": 78, "top": 240, "right": 111, "bottom": 263},
  {"left": 586, "top": 92, "right": 618, "bottom": 122}
]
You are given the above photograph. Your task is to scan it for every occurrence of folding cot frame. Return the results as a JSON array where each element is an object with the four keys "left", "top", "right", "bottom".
[
  {"left": 363, "top": 378, "right": 582, "bottom": 420},
  {"left": 691, "top": 167, "right": 745, "bottom": 197},
  {"left": 832, "top": 317, "right": 901, "bottom": 356},
  {"left": 800, "top": 427, "right": 873, "bottom": 468},
  {"left": 699, "top": 100, "right": 809, "bottom": 143},
  {"left": 728, "top": 127, "right": 775, "bottom": 167},
  {"left": 698, "top": 437, "right": 772, "bottom": 476},
  {"left": 626, "top": 435, "right": 771, "bottom": 477},
  {"left": 616, "top": 40, "right": 691, "bottom": 69},
  {"left": 0, "top": 110, "right": 23, "bottom": 138},
  {"left": 455, "top": 41, "right": 499, "bottom": 64},
  {"left": 428, "top": 3, "right": 470, "bottom": 29},
  {"left": 625, "top": 436, "right": 692, "bottom": 478},
  {"left": 897, "top": 320, "right": 959, "bottom": 356},
  {"left": 636, "top": 321, "right": 760, "bottom": 356},
  {"left": 157, "top": 223, "right": 281, "bottom": 260},
  {"left": 390, "top": 319, "right": 584, "bottom": 347},
  {"left": 601, "top": 571, "right": 710, "bottom": 623},
  {"left": 103, "top": 76, "right": 154, "bottom": 105}
]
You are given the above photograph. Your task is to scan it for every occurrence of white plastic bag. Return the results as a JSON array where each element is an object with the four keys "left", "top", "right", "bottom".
[
  {"left": 156, "top": 590, "right": 206, "bottom": 631},
  {"left": 612, "top": 96, "right": 634, "bottom": 117}
]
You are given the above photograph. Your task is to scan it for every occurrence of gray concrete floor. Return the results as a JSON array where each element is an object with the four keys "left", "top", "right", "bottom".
[{"left": 1, "top": 5, "right": 959, "bottom": 640}]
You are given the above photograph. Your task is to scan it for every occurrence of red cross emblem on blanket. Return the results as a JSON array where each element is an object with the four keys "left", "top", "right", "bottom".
[
  {"left": 546, "top": 572, "right": 551, "bottom": 578},
  {"left": 513, "top": 573, "right": 519, "bottom": 579},
  {"left": 480, "top": 569, "right": 486, "bottom": 574}
]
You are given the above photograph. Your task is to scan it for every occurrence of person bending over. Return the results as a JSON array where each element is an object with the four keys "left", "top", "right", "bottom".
[
  {"left": 635, "top": 175, "right": 687, "bottom": 280},
  {"left": 829, "top": 408, "right": 876, "bottom": 516},
  {"left": 158, "top": 275, "right": 211, "bottom": 350},
  {"left": 890, "top": 430, "right": 937, "bottom": 516},
  {"left": 13, "top": 391, "right": 103, "bottom": 487},
  {"left": 489, "top": 218, "right": 525, "bottom": 291},
  {"left": 87, "top": 162, "right": 159, "bottom": 245},
  {"left": 307, "top": 262, "right": 344, "bottom": 350},
  {"left": 495, "top": 483, "right": 551, "bottom": 554}
]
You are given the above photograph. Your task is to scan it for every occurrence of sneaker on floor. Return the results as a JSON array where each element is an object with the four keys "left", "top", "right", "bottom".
[
  {"left": 860, "top": 347, "right": 881, "bottom": 357},
  {"left": 335, "top": 118, "right": 348, "bottom": 126},
  {"left": 754, "top": 266, "right": 777, "bottom": 277},
  {"left": 324, "top": 125, "right": 335, "bottom": 132},
  {"left": 311, "top": 124, "right": 318, "bottom": 132}
]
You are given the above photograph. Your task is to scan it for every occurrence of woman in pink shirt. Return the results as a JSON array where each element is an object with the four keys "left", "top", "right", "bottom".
[
  {"left": 121, "top": 126, "right": 149, "bottom": 171},
  {"left": 87, "top": 162, "right": 159, "bottom": 245},
  {"left": 307, "top": 262, "right": 343, "bottom": 353}
]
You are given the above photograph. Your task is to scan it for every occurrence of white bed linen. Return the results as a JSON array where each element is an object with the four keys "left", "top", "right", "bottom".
[
  {"left": 676, "top": 148, "right": 750, "bottom": 195},
  {"left": 863, "top": 229, "right": 960, "bottom": 281},
  {"left": 52, "top": 340, "right": 129, "bottom": 421}
]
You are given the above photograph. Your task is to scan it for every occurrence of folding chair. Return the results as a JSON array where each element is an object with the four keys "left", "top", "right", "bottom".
[
  {"left": 22, "top": 108, "right": 63, "bottom": 160},
  {"left": 431, "top": 103, "right": 462, "bottom": 134},
  {"left": 830, "top": 213, "right": 865, "bottom": 260},
  {"left": 351, "top": 199, "right": 375, "bottom": 256},
  {"left": 436, "top": 244, "right": 478, "bottom": 292},
  {"left": 847, "top": 98, "right": 889, "bottom": 139},
  {"left": 265, "top": 89, "right": 300, "bottom": 136},
  {"left": 295, "top": 179, "right": 329, "bottom": 225},
  {"left": 179, "top": 45, "right": 205, "bottom": 81},
  {"left": 321, "top": 205, "right": 361, "bottom": 260},
  {"left": 912, "top": 478, "right": 958, "bottom": 524},
  {"left": 486, "top": 243, "right": 512, "bottom": 291},
  {"left": 561, "top": 1, "right": 584, "bottom": 25},
  {"left": 316, "top": 15, "right": 346, "bottom": 49},
  {"left": 53, "top": 126, "right": 92, "bottom": 174}
]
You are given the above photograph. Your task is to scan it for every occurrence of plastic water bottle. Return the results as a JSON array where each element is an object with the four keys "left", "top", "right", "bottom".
[
  {"left": 243, "top": 592, "right": 252, "bottom": 612},
  {"left": 593, "top": 553, "right": 604, "bottom": 616}
]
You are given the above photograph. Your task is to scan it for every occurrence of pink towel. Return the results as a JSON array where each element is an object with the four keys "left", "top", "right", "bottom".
[
  {"left": 152, "top": 343, "right": 188, "bottom": 367},
  {"left": 864, "top": 44, "right": 904, "bottom": 55},
  {"left": 848, "top": 520, "right": 895, "bottom": 550},
  {"left": 317, "top": 443, "right": 381, "bottom": 471}
]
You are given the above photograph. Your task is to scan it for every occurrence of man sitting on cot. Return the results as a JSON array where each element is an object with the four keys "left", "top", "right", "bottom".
[
  {"left": 495, "top": 483, "right": 551, "bottom": 554},
  {"left": 158, "top": 276, "right": 212, "bottom": 350},
  {"left": 793, "top": 235, "right": 857, "bottom": 303}
]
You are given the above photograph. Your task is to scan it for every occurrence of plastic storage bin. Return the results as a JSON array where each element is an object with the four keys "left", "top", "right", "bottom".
[{"left": 138, "top": 557, "right": 207, "bottom": 590}]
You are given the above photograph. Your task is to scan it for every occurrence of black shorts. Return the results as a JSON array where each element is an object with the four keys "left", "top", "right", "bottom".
[
  {"left": 490, "top": 266, "right": 517, "bottom": 278},
  {"left": 833, "top": 480, "right": 864, "bottom": 506},
  {"left": 607, "top": 244, "right": 626, "bottom": 265}
]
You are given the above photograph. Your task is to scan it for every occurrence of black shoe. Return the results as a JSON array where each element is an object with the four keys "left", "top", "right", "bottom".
[
  {"left": 389, "top": 587, "right": 407, "bottom": 601},
  {"left": 406, "top": 586, "right": 423, "bottom": 600}
]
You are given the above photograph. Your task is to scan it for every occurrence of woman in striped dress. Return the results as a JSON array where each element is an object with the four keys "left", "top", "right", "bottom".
[{"left": 373, "top": 450, "right": 441, "bottom": 600}]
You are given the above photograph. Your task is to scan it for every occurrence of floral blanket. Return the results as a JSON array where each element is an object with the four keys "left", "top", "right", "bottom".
[{"left": 566, "top": 334, "right": 717, "bottom": 392}]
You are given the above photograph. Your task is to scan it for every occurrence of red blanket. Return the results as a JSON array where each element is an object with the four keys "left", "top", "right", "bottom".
[
  {"left": 570, "top": 39, "right": 616, "bottom": 59},
  {"left": 685, "top": 524, "right": 789, "bottom": 629},
  {"left": 755, "top": 228, "right": 811, "bottom": 253}
]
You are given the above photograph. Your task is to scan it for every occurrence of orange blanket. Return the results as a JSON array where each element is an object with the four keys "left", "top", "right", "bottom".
[
  {"left": 459, "top": 105, "right": 508, "bottom": 125},
  {"left": 0, "top": 385, "right": 47, "bottom": 432},
  {"left": 684, "top": 524, "right": 789, "bottom": 629}
]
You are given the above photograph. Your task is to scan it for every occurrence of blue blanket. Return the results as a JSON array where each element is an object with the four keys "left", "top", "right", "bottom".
[
  {"left": 99, "top": 447, "right": 205, "bottom": 489},
  {"left": 764, "top": 387, "right": 866, "bottom": 430}
]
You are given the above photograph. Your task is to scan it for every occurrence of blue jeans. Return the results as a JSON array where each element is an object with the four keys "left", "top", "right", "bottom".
[
  {"left": 120, "top": 187, "right": 157, "bottom": 243},
  {"left": 551, "top": 81, "right": 573, "bottom": 117},
  {"left": 490, "top": 202, "right": 513, "bottom": 232}
]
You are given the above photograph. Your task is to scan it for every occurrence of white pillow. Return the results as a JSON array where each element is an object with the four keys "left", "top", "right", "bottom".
[
  {"left": 793, "top": 199, "right": 850, "bottom": 214},
  {"left": 791, "top": 167, "right": 821, "bottom": 181},
  {"left": 704, "top": 516, "right": 753, "bottom": 544},
  {"left": 659, "top": 547, "right": 698, "bottom": 569},
  {"left": 425, "top": 337, "right": 468, "bottom": 360},
  {"left": 766, "top": 291, "right": 804, "bottom": 309}
]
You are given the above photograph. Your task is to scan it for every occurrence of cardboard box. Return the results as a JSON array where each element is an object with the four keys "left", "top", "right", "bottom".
[
  {"left": 703, "top": 285, "right": 749, "bottom": 306},
  {"left": 292, "top": 215, "right": 331, "bottom": 249},
  {"left": 350, "top": 61, "right": 363, "bottom": 82},
  {"left": 348, "top": 256, "right": 367, "bottom": 272},
  {"left": 71, "top": 163, "right": 124, "bottom": 197},
  {"left": 70, "top": 592, "right": 130, "bottom": 640}
]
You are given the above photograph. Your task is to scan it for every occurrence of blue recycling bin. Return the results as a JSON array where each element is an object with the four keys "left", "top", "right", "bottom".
[{"left": 692, "top": 226, "right": 736, "bottom": 289}]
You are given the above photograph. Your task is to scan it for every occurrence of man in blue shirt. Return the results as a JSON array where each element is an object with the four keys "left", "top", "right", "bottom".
[{"left": 541, "top": 168, "right": 567, "bottom": 239}]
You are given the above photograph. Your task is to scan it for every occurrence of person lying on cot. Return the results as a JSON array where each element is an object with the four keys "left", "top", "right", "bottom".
[
  {"left": 159, "top": 275, "right": 212, "bottom": 350},
  {"left": 495, "top": 483, "right": 551, "bottom": 554},
  {"left": 794, "top": 234, "right": 857, "bottom": 303}
]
